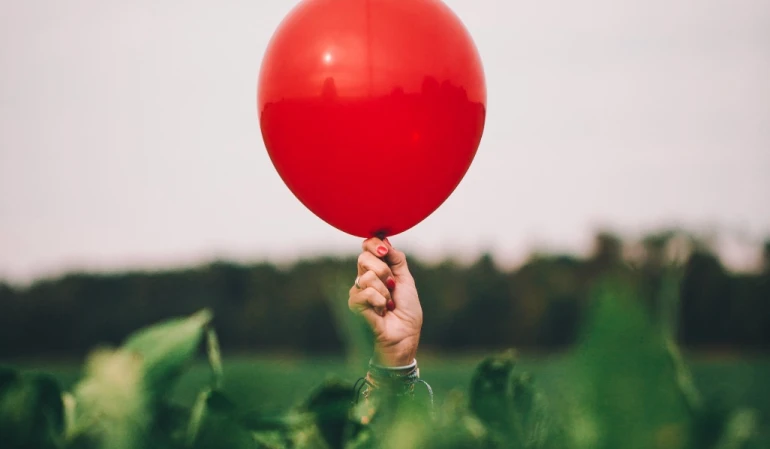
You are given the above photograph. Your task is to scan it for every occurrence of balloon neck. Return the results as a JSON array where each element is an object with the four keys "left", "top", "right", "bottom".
[{"left": 374, "top": 230, "right": 388, "bottom": 240}]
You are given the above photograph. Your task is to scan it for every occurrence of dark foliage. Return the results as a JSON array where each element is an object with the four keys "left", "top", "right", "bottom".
[{"left": 1, "top": 231, "right": 768, "bottom": 359}]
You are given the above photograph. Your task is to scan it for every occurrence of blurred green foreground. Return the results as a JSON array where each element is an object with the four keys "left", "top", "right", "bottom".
[{"left": 2, "top": 269, "right": 768, "bottom": 449}]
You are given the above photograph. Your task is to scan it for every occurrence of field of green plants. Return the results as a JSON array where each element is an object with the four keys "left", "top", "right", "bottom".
[
  {"left": 2, "top": 275, "right": 769, "bottom": 449},
  {"left": 18, "top": 353, "right": 770, "bottom": 429}
]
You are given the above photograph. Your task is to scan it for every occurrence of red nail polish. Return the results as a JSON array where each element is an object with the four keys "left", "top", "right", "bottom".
[
  {"left": 386, "top": 278, "right": 396, "bottom": 290},
  {"left": 386, "top": 299, "right": 395, "bottom": 311},
  {"left": 376, "top": 245, "right": 388, "bottom": 256}
]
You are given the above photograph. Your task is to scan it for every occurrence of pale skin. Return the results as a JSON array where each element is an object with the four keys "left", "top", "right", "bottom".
[{"left": 348, "top": 237, "right": 423, "bottom": 367}]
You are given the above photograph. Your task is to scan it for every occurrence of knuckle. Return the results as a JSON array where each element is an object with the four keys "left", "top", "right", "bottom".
[
  {"left": 362, "top": 270, "right": 376, "bottom": 283},
  {"left": 372, "top": 296, "right": 386, "bottom": 307},
  {"left": 377, "top": 266, "right": 393, "bottom": 280},
  {"left": 370, "top": 278, "right": 388, "bottom": 294},
  {"left": 364, "top": 287, "right": 385, "bottom": 304}
]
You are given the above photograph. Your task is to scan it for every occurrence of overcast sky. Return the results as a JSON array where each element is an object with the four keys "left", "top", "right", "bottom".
[{"left": 1, "top": 0, "right": 769, "bottom": 283}]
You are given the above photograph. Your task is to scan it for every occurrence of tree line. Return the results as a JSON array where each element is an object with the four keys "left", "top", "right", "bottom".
[{"left": 1, "top": 229, "right": 768, "bottom": 358}]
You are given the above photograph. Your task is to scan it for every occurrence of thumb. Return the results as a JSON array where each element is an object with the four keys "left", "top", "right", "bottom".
[{"left": 383, "top": 240, "right": 410, "bottom": 278}]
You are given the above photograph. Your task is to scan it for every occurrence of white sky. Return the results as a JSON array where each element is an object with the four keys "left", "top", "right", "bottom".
[{"left": 1, "top": 0, "right": 769, "bottom": 283}]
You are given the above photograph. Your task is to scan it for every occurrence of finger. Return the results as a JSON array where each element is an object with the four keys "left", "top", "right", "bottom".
[
  {"left": 357, "top": 252, "right": 395, "bottom": 286},
  {"left": 358, "top": 270, "right": 391, "bottom": 301},
  {"left": 380, "top": 239, "right": 410, "bottom": 278},
  {"left": 347, "top": 296, "right": 381, "bottom": 324},
  {"left": 348, "top": 286, "right": 388, "bottom": 317},
  {"left": 362, "top": 237, "right": 389, "bottom": 259}
]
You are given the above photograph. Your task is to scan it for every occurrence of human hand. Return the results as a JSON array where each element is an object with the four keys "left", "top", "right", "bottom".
[{"left": 348, "top": 237, "right": 423, "bottom": 367}]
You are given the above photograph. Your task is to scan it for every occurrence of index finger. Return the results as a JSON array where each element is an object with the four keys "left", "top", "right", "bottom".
[
  {"left": 362, "top": 237, "right": 389, "bottom": 259},
  {"left": 362, "top": 237, "right": 410, "bottom": 279},
  {"left": 364, "top": 238, "right": 409, "bottom": 275}
]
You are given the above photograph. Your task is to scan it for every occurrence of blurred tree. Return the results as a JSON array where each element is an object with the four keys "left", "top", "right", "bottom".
[
  {"left": 0, "top": 230, "right": 768, "bottom": 358},
  {"left": 763, "top": 240, "right": 770, "bottom": 275},
  {"left": 589, "top": 231, "right": 623, "bottom": 270},
  {"left": 513, "top": 255, "right": 585, "bottom": 347},
  {"left": 444, "top": 253, "right": 512, "bottom": 348},
  {"left": 678, "top": 249, "right": 731, "bottom": 347}
]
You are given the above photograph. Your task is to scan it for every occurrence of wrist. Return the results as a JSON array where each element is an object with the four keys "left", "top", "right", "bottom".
[
  {"left": 356, "top": 357, "right": 434, "bottom": 410},
  {"left": 373, "top": 336, "right": 419, "bottom": 367},
  {"left": 364, "top": 357, "right": 420, "bottom": 397}
]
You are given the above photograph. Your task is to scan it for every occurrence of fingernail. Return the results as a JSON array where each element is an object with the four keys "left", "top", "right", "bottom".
[
  {"left": 381, "top": 308, "right": 387, "bottom": 317},
  {"left": 376, "top": 245, "right": 388, "bottom": 256},
  {"left": 386, "top": 278, "right": 396, "bottom": 290},
  {"left": 386, "top": 299, "right": 395, "bottom": 311},
  {"left": 384, "top": 237, "right": 391, "bottom": 246}
]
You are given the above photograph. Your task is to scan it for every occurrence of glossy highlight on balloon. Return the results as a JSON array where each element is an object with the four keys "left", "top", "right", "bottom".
[{"left": 258, "top": 0, "right": 486, "bottom": 238}]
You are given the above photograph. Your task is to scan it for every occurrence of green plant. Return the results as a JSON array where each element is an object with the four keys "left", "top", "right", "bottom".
[{"left": 0, "top": 275, "right": 765, "bottom": 449}]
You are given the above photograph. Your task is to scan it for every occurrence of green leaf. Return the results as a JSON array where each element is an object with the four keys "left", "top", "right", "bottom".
[
  {"left": 469, "top": 349, "right": 518, "bottom": 428},
  {"left": 206, "top": 328, "right": 224, "bottom": 390},
  {"left": 558, "top": 277, "right": 694, "bottom": 449},
  {"left": 411, "top": 392, "right": 490, "bottom": 449},
  {"left": 186, "top": 389, "right": 256, "bottom": 449},
  {"left": 468, "top": 350, "right": 553, "bottom": 448},
  {"left": 0, "top": 371, "right": 64, "bottom": 449},
  {"left": 70, "top": 348, "right": 150, "bottom": 449},
  {"left": 301, "top": 379, "right": 361, "bottom": 449},
  {"left": 121, "top": 308, "right": 213, "bottom": 397},
  {"left": 186, "top": 388, "right": 238, "bottom": 446},
  {"left": 186, "top": 388, "right": 212, "bottom": 446},
  {"left": 69, "top": 310, "right": 213, "bottom": 449},
  {"left": 712, "top": 409, "right": 759, "bottom": 449}
]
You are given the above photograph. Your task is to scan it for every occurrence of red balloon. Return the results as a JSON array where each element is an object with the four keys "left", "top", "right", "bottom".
[{"left": 258, "top": 0, "right": 486, "bottom": 238}]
